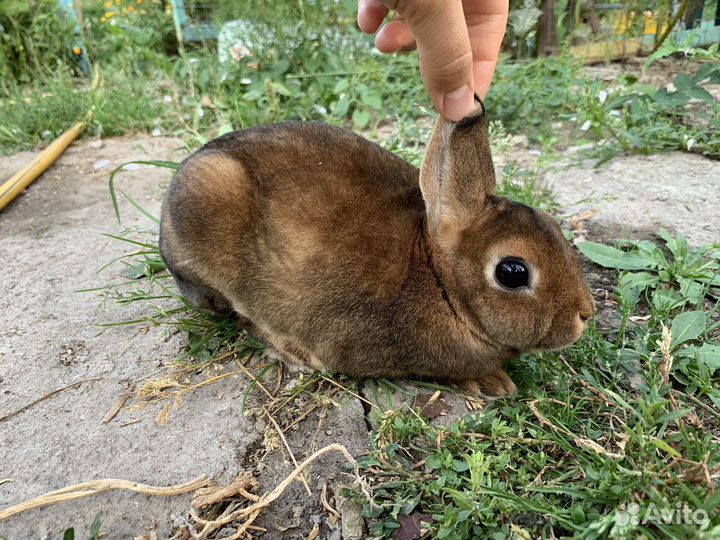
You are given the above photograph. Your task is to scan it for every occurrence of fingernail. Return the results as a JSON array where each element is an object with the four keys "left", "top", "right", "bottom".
[{"left": 442, "top": 85, "right": 473, "bottom": 122}]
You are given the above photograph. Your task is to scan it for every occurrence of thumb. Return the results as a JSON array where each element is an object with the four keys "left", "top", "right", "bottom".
[{"left": 395, "top": 0, "right": 474, "bottom": 121}]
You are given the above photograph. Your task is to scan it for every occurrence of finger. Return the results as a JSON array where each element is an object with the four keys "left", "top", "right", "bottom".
[
  {"left": 464, "top": 0, "right": 508, "bottom": 99},
  {"left": 395, "top": 0, "right": 474, "bottom": 121},
  {"left": 473, "top": 60, "right": 498, "bottom": 101},
  {"left": 375, "top": 15, "right": 416, "bottom": 52},
  {"left": 357, "top": 0, "right": 390, "bottom": 34}
]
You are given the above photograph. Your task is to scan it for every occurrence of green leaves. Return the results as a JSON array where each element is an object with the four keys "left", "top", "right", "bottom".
[
  {"left": 578, "top": 242, "right": 652, "bottom": 271},
  {"left": 574, "top": 60, "right": 720, "bottom": 161},
  {"left": 352, "top": 109, "right": 371, "bottom": 129},
  {"left": 694, "top": 344, "right": 720, "bottom": 372},
  {"left": 670, "top": 311, "right": 720, "bottom": 375},
  {"left": 109, "top": 160, "right": 179, "bottom": 224},
  {"left": 0, "top": 0, "right": 29, "bottom": 16},
  {"left": 670, "top": 311, "right": 706, "bottom": 346},
  {"left": 655, "top": 70, "right": 720, "bottom": 106},
  {"left": 61, "top": 513, "right": 101, "bottom": 540},
  {"left": 580, "top": 232, "right": 720, "bottom": 312}
]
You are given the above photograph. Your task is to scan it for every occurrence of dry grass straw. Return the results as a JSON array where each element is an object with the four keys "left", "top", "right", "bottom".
[
  {"left": 660, "top": 323, "right": 674, "bottom": 386},
  {"left": 185, "top": 443, "right": 365, "bottom": 540},
  {"left": 0, "top": 377, "right": 101, "bottom": 423},
  {"left": 528, "top": 399, "right": 625, "bottom": 459},
  {"left": 0, "top": 476, "right": 209, "bottom": 522},
  {"left": 0, "top": 443, "right": 366, "bottom": 538},
  {"left": 262, "top": 406, "right": 312, "bottom": 496},
  {"left": 192, "top": 472, "right": 260, "bottom": 509}
]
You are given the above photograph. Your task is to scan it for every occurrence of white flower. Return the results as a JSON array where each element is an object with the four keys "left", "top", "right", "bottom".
[
  {"left": 687, "top": 138, "right": 696, "bottom": 151},
  {"left": 580, "top": 120, "right": 592, "bottom": 131},
  {"left": 163, "top": 95, "right": 172, "bottom": 103},
  {"left": 598, "top": 90, "right": 608, "bottom": 104}
]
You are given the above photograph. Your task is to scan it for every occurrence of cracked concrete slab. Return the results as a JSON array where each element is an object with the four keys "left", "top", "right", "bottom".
[
  {"left": 0, "top": 137, "right": 259, "bottom": 538},
  {"left": 545, "top": 151, "right": 720, "bottom": 246}
]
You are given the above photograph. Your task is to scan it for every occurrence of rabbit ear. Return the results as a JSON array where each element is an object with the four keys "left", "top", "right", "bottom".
[{"left": 419, "top": 98, "right": 495, "bottom": 247}]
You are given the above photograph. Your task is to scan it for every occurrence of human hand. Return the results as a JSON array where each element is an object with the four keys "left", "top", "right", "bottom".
[{"left": 357, "top": 0, "right": 508, "bottom": 121}]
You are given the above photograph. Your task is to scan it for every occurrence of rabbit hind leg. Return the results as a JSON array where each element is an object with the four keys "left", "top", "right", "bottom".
[{"left": 254, "top": 329, "right": 327, "bottom": 373}]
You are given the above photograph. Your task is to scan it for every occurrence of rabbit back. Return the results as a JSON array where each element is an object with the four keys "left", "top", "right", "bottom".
[{"left": 160, "top": 122, "right": 440, "bottom": 374}]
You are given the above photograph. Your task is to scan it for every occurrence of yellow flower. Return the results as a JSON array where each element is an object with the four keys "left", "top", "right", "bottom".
[
  {"left": 100, "top": 16, "right": 106, "bottom": 22},
  {"left": 106, "top": 11, "right": 114, "bottom": 17},
  {"left": 72, "top": 46, "right": 81, "bottom": 55},
  {"left": 137, "top": 0, "right": 142, "bottom": 4},
  {"left": 128, "top": 5, "right": 135, "bottom": 12},
  {"left": 104, "top": 1, "right": 111, "bottom": 7}
]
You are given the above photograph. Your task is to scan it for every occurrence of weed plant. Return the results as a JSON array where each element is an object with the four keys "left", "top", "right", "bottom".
[
  {"left": 0, "top": 0, "right": 77, "bottom": 83},
  {"left": 3, "top": 2, "right": 719, "bottom": 162}
]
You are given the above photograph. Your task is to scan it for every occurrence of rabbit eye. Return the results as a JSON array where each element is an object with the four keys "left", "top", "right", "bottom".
[{"left": 495, "top": 259, "right": 529, "bottom": 289}]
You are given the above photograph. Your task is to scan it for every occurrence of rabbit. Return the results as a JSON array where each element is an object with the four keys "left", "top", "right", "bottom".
[{"left": 159, "top": 100, "right": 595, "bottom": 397}]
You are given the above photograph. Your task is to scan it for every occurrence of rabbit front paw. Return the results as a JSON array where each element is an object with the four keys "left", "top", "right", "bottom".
[{"left": 460, "top": 369, "right": 517, "bottom": 398}]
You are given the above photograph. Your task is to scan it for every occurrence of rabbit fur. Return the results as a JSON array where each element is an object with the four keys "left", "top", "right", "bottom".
[{"left": 159, "top": 102, "right": 594, "bottom": 396}]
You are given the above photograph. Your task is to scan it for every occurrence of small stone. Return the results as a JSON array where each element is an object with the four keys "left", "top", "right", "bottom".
[{"left": 93, "top": 160, "right": 110, "bottom": 170}]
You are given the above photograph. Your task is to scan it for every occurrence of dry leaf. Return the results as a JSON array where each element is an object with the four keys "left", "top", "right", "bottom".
[
  {"left": 395, "top": 513, "right": 433, "bottom": 540},
  {"left": 417, "top": 392, "right": 450, "bottom": 419}
]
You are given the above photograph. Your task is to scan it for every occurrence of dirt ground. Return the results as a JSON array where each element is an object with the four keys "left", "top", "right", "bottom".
[{"left": 0, "top": 132, "right": 718, "bottom": 539}]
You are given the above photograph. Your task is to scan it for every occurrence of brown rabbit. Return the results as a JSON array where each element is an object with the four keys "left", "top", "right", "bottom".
[{"left": 159, "top": 101, "right": 594, "bottom": 397}]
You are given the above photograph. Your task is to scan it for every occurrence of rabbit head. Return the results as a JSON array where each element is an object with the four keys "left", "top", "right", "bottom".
[{"left": 420, "top": 101, "right": 595, "bottom": 355}]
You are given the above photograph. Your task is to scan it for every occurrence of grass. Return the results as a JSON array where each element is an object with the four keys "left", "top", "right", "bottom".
[{"left": 351, "top": 312, "right": 720, "bottom": 539}]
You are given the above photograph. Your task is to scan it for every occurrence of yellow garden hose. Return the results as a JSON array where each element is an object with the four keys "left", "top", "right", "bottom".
[
  {"left": 0, "top": 70, "right": 99, "bottom": 212},
  {"left": 0, "top": 120, "right": 88, "bottom": 211}
]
